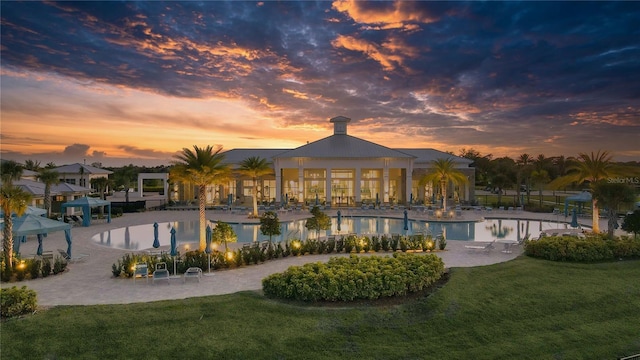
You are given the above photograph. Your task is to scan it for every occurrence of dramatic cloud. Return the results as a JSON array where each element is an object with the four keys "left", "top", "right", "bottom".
[{"left": 1, "top": 1, "right": 639, "bottom": 165}]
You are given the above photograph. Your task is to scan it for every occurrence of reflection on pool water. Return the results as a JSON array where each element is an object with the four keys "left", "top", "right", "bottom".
[{"left": 92, "top": 217, "right": 579, "bottom": 251}]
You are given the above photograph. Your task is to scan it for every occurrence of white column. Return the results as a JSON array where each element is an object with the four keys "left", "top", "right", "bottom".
[
  {"left": 355, "top": 167, "right": 361, "bottom": 203},
  {"left": 325, "top": 168, "right": 332, "bottom": 205},
  {"left": 298, "top": 160, "right": 304, "bottom": 204},
  {"left": 383, "top": 161, "right": 390, "bottom": 203}
]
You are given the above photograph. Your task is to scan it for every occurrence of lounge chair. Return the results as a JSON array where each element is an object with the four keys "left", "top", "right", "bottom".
[
  {"left": 183, "top": 267, "right": 203, "bottom": 283},
  {"left": 152, "top": 262, "right": 170, "bottom": 285},
  {"left": 133, "top": 263, "right": 149, "bottom": 284},
  {"left": 57, "top": 248, "right": 89, "bottom": 263},
  {"left": 464, "top": 240, "right": 496, "bottom": 252}
]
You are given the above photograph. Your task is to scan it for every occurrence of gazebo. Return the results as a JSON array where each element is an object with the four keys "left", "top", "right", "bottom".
[
  {"left": 61, "top": 196, "right": 111, "bottom": 227},
  {"left": 2, "top": 214, "right": 73, "bottom": 256},
  {"left": 564, "top": 191, "right": 592, "bottom": 217}
]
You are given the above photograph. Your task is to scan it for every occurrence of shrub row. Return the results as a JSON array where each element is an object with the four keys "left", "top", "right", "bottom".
[
  {"left": 1, "top": 256, "right": 67, "bottom": 283},
  {"left": 111, "top": 234, "right": 446, "bottom": 277},
  {"left": 262, "top": 253, "right": 445, "bottom": 302},
  {"left": 524, "top": 234, "right": 640, "bottom": 262},
  {"left": 0, "top": 286, "right": 37, "bottom": 319}
]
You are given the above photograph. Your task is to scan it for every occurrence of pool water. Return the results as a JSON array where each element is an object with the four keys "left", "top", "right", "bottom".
[{"left": 91, "top": 217, "right": 578, "bottom": 251}]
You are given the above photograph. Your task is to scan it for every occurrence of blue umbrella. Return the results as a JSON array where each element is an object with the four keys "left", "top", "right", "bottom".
[
  {"left": 36, "top": 234, "right": 44, "bottom": 256},
  {"left": 410, "top": 193, "right": 413, "bottom": 205},
  {"left": 403, "top": 210, "right": 409, "bottom": 231},
  {"left": 571, "top": 208, "right": 579, "bottom": 228},
  {"left": 205, "top": 225, "right": 213, "bottom": 273},
  {"left": 205, "top": 225, "right": 212, "bottom": 254},
  {"left": 124, "top": 227, "right": 131, "bottom": 249},
  {"left": 152, "top": 222, "right": 160, "bottom": 248},
  {"left": 170, "top": 227, "right": 177, "bottom": 256},
  {"left": 376, "top": 193, "right": 379, "bottom": 207},
  {"left": 228, "top": 193, "right": 233, "bottom": 207},
  {"left": 65, "top": 229, "right": 72, "bottom": 257},
  {"left": 337, "top": 210, "right": 342, "bottom": 232},
  {"left": 315, "top": 192, "right": 319, "bottom": 206},
  {"left": 285, "top": 193, "right": 289, "bottom": 204}
]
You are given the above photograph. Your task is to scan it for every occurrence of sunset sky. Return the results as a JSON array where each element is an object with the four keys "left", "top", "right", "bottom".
[{"left": 1, "top": 1, "right": 639, "bottom": 167}]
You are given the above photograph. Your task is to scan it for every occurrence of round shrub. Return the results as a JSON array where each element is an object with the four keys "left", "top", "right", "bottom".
[
  {"left": 1, "top": 286, "right": 37, "bottom": 319},
  {"left": 262, "top": 253, "right": 445, "bottom": 302}
]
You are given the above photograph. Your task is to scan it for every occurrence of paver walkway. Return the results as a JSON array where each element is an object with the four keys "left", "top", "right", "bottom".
[{"left": 6, "top": 208, "right": 608, "bottom": 306}]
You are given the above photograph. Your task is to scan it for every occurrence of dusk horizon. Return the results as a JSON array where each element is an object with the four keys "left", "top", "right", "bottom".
[{"left": 1, "top": 1, "right": 639, "bottom": 167}]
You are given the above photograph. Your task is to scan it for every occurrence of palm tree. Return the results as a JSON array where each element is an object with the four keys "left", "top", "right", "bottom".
[
  {"left": 1, "top": 185, "right": 32, "bottom": 272},
  {"left": 91, "top": 176, "right": 112, "bottom": 216},
  {"left": 23, "top": 159, "right": 41, "bottom": 171},
  {"left": 90, "top": 177, "right": 111, "bottom": 200},
  {"left": 1, "top": 160, "right": 31, "bottom": 272},
  {"left": 1, "top": 160, "right": 23, "bottom": 185},
  {"left": 237, "top": 156, "right": 273, "bottom": 218},
  {"left": 419, "top": 158, "right": 469, "bottom": 212},
  {"left": 36, "top": 168, "right": 60, "bottom": 217},
  {"left": 593, "top": 182, "right": 636, "bottom": 238},
  {"left": 517, "top": 153, "right": 533, "bottom": 204},
  {"left": 550, "top": 150, "right": 624, "bottom": 233},
  {"left": 171, "top": 145, "right": 231, "bottom": 251},
  {"left": 530, "top": 169, "right": 550, "bottom": 208},
  {"left": 113, "top": 165, "right": 138, "bottom": 204}
]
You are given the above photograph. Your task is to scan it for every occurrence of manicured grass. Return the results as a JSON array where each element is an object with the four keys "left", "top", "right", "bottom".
[{"left": 2, "top": 257, "right": 639, "bottom": 359}]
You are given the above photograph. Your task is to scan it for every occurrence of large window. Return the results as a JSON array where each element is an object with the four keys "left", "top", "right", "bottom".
[
  {"left": 331, "top": 169, "right": 354, "bottom": 206},
  {"left": 281, "top": 169, "right": 298, "bottom": 203},
  {"left": 304, "top": 169, "right": 326, "bottom": 203},
  {"left": 360, "top": 169, "right": 381, "bottom": 202}
]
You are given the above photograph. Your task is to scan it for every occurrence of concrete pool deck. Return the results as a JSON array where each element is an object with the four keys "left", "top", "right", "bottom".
[{"left": 6, "top": 208, "right": 612, "bottom": 306}]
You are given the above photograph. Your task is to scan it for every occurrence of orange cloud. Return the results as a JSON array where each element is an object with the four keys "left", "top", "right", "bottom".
[
  {"left": 332, "top": 34, "right": 419, "bottom": 72},
  {"left": 332, "top": 0, "right": 437, "bottom": 30}
]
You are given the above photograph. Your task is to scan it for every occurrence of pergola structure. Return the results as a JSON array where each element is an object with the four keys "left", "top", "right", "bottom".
[{"left": 61, "top": 196, "right": 111, "bottom": 226}]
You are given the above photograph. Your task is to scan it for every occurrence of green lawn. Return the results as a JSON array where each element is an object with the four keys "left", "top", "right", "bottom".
[{"left": 2, "top": 257, "right": 639, "bottom": 359}]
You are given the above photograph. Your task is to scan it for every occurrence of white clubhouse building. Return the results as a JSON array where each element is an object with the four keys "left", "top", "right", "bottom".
[{"left": 174, "top": 116, "right": 475, "bottom": 208}]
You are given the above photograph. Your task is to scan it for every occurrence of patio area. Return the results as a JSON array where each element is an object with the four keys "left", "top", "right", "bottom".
[{"left": 9, "top": 208, "right": 608, "bottom": 306}]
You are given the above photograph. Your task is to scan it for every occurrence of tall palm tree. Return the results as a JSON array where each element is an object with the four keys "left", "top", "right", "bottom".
[
  {"left": 113, "top": 165, "right": 138, "bottom": 204},
  {"left": 91, "top": 176, "right": 112, "bottom": 216},
  {"left": 517, "top": 153, "right": 533, "bottom": 204},
  {"left": 530, "top": 169, "right": 550, "bottom": 208},
  {"left": 419, "top": 158, "right": 468, "bottom": 212},
  {"left": 36, "top": 168, "right": 60, "bottom": 217},
  {"left": 550, "top": 150, "right": 623, "bottom": 233},
  {"left": 237, "top": 156, "right": 273, "bottom": 218},
  {"left": 1, "top": 160, "right": 31, "bottom": 271},
  {"left": 90, "top": 177, "right": 111, "bottom": 200},
  {"left": 593, "top": 182, "right": 636, "bottom": 238},
  {"left": 1, "top": 185, "right": 32, "bottom": 272},
  {"left": 171, "top": 145, "right": 231, "bottom": 251}
]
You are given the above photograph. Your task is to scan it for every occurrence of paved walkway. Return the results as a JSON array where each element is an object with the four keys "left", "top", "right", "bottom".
[{"left": 6, "top": 208, "right": 611, "bottom": 306}]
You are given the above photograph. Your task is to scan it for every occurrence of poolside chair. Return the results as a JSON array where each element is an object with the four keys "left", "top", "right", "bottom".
[
  {"left": 183, "top": 267, "right": 203, "bottom": 283},
  {"left": 133, "top": 263, "right": 149, "bottom": 284},
  {"left": 57, "top": 248, "right": 89, "bottom": 263},
  {"left": 464, "top": 240, "right": 496, "bottom": 252},
  {"left": 152, "top": 262, "right": 170, "bottom": 285}
]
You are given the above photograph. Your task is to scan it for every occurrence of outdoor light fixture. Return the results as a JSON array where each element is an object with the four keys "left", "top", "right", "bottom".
[{"left": 225, "top": 251, "right": 234, "bottom": 261}]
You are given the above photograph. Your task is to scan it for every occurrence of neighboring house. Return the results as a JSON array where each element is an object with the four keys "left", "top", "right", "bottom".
[
  {"left": 14, "top": 178, "right": 91, "bottom": 213},
  {"left": 53, "top": 163, "right": 113, "bottom": 190},
  {"left": 172, "top": 116, "right": 475, "bottom": 207}
]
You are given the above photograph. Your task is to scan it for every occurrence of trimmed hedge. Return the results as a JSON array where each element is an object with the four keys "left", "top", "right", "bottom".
[
  {"left": 524, "top": 235, "right": 640, "bottom": 262},
  {"left": 1, "top": 286, "right": 37, "bottom": 319},
  {"left": 262, "top": 253, "right": 445, "bottom": 302}
]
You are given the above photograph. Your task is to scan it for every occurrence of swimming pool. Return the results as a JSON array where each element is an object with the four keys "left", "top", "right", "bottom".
[{"left": 91, "top": 217, "right": 578, "bottom": 251}]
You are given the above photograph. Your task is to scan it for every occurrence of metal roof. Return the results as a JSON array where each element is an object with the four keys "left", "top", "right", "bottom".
[
  {"left": 393, "top": 149, "right": 473, "bottom": 166},
  {"left": 221, "top": 149, "right": 290, "bottom": 166},
  {"left": 54, "top": 163, "right": 113, "bottom": 175},
  {"left": 275, "top": 134, "right": 415, "bottom": 159}
]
